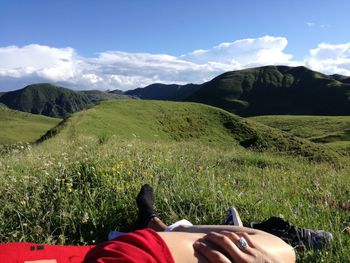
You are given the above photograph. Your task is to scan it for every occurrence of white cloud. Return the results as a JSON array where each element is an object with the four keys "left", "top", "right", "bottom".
[
  {"left": 306, "top": 22, "right": 330, "bottom": 29},
  {"left": 0, "top": 36, "right": 349, "bottom": 92},
  {"left": 181, "top": 35, "right": 293, "bottom": 66},
  {"left": 305, "top": 42, "right": 350, "bottom": 76},
  {"left": 0, "top": 36, "right": 298, "bottom": 91},
  {"left": 0, "top": 44, "right": 79, "bottom": 81}
]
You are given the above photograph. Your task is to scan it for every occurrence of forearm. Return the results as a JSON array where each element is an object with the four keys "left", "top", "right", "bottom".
[
  {"left": 171, "top": 225, "right": 296, "bottom": 263},
  {"left": 172, "top": 224, "right": 261, "bottom": 234}
]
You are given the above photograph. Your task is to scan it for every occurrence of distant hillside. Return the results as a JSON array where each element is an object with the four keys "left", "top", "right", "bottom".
[
  {"left": 187, "top": 66, "right": 350, "bottom": 116},
  {"left": 331, "top": 74, "right": 350, "bottom": 84},
  {"left": 0, "top": 83, "right": 91, "bottom": 118},
  {"left": 42, "top": 100, "right": 339, "bottom": 162},
  {"left": 108, "top": 89, "right": 124, "bottom": 95},
  {"left": 79, "top": 90, "right": 130, "bottom": 103},
  {"left": 0, "top": 103, "right": 61, "bottom": 144},
  {"left": 250, "top": 115, "right": 350, "bottom": 153},
  {"left": 124, "top": 83, "right": 201, "bottom": 100},
  {"left": 126, "top": 66, "right": 350, "bottom": 116}
]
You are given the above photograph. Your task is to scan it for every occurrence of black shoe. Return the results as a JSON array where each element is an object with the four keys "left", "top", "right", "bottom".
[
  {"left": 251, "top": 216, "right": 333, "bottom": 250},
  {"left": 135, "top": 184, "right": 159, "bottom": 229}
]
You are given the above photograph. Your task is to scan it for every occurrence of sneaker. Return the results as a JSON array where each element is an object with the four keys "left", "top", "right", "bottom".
[
  {"left": 250, "top": 216, "right": 333, "bottom": 250},
  {"left": 223, "top": 207, "right": 243, "bottom": 226}
]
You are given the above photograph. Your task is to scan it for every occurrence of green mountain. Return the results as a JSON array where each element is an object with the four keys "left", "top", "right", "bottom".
[
  {"left": 124, "top": 83, "right": 201, "bottom": 100},
  {"left": 250, "top": 115, "right": 350, "bottom": 153},
  {"left": 126, "top": 66, "right": 350, "bottom": 116},
  {"left": 79, "top": 90, "right": 130, "bottom": 103},
  {"left": 108, "top": 89, "right": 124, "bottom": 95},
  {"left": 187, "top": 66, "right": 350, "bottom": 116},
  {"left": 0, "top": 103, "right": 61, "bottom": 144},
  {"left": 331, "top": 74, "right": 350, "bottom": 84},
  {"left": 0, "top": 83, "right": 93, "bottom": 118},
  {"left": 42, "top": 100, "right": 339, "bottom": 162}
]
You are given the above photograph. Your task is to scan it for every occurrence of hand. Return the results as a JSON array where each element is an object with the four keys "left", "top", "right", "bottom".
[{"left": 193, "top": 231, "right": 278, "bottom": 263}]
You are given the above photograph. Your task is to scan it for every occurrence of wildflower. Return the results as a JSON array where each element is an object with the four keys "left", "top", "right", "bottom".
[
  {"left": 115, "top": 185, "right": 123, "bottom": 192},
  {"left": 82, "top": 212, "right": 89, "bottom": 223},
  {"left": 343, "top": 227, "right": 350, "bottom": 233}
]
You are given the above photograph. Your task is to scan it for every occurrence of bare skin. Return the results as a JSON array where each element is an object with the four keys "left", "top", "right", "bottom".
[
  {"left": 148, "top": 216, "right": 168, "bottom": 231},
  {"left": 149, "top": 217, "right": 296, "bottom": 263},
  {"left": 138, "top": 186, "right": 295, "bottom": 262}
]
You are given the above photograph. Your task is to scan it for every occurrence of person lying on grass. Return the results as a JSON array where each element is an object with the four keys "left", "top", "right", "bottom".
[{"left": 5, "top": 184, "right": 332, "bottom": 263}]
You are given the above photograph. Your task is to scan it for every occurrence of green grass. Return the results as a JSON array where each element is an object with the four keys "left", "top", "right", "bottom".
[
  {"left": 1, "top": 138, "right": 349, "bottom": 262},
  {"left": 187, "top": 66, "right": 350, "bottom": 116},
  {"left": 0, "top": 104, "right": 61, "bottom": 144},
  {"left": 57, "top": 100, "right": 237, "bottom": 143},
  {"left": 0, "top": 83, "right": 93, "bottom": 118},
  {"left": 250, "top": 115, "right": 350, "bottom": 153},
  {"left": 0, "top": 100, "right": 349, "bottom": 262},
  {"left": 48, "top": 100, "right": 340, "bottom": 163}
]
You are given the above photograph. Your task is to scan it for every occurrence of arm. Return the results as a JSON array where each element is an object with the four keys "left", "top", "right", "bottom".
[
  {"left": 158, "top": 227, "right": 296, "bottom": 263},
  {"left": 193, "top": 231, "right": 296, "bottom": 263}
]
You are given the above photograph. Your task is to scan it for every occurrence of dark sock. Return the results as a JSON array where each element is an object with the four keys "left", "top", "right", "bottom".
[{"left": 135, "top": 184, "right": 157, "bottom": 229}]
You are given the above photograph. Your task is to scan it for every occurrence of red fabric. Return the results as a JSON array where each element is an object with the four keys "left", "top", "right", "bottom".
[
  {"left": 0, "top": 229, "right": 175, "bottom": 263},
  {"left": 83, "top": 228, "right": 175, "bottom": 263},
  {"left": 0, "top": 242, "right": 93, "bottom": 263}
]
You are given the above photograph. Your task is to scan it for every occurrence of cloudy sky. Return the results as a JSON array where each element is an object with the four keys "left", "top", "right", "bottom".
[{"left": 0, "top": 0, "right": 349, "bottom": 91}]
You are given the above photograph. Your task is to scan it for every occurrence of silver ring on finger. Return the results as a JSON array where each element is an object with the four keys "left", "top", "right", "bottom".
[{"left": 237, "top": 237, "right": 249, "bottom": 250}]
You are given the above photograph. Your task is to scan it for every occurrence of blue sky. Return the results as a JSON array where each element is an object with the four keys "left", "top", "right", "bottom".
[{"left": 0, "top": 0, "right": 349, "bottom": 91}]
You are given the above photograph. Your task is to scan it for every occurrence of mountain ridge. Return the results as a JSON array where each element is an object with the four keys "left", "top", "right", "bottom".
[
  {"left": 1, "top": 66, "right": 349, "bottom": 117},
  {"left": 0, "top": 84, "right": 132, "bottom": 118},
  {"left": 127, "top": 66, "right": 350, "bottom": 116},
  {"left": 124, "top": 83, "right": 201, "bottom": 100},
  {"left": 0, "top": 83, "right": 91, "bottom": 118},
  {"left": 40, "top": 99, "right": 340, "bottom": 163}
]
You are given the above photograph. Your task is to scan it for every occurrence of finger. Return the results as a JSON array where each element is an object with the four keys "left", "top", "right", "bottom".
[
  {"left": 193, "top": 241, "right": 231, "bottom": 263},
  {"left": 237, "top": 232, "right": 256, "bottom": 248},
  {"left": 219, "top": 231, "right": 258, "bottom": 257},
  {"left": 238, "top": 232, "right": 273, "bottom": 259},
  {"left": 204, "top": 232, "right": 250, "bottom": 262},
  {"left": 220, "top": 231, "right": 256, "bottom": 249}
]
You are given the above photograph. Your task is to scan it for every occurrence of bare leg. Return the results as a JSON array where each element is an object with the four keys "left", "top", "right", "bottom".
[
  {"left": 147, "top": 216, "right": 167, "bottom": 231},
  {"left": 172, "top": 224, "right": 258, "bottom": 234},
  {"left": 135, "top": 184, "right": 161, "bottom": 229},
  {"left": 158, "top": 226, "right": 296, "bottom": 263},
  {"left": 134, "top": 185, "right": 295, "bottom": 262}
]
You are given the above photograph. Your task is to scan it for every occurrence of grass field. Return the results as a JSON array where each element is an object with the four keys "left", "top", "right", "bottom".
[
  {"left": 250, "top": 115, "right": 350, "bottom": 153},
  {"left": 0, "top": 104, "right": 61, "bottom": 144},
  {"left": 0, "top": 100, "right": 349, "bottom": 262},
  {"left": 48, "top": 100, "right": 340, "bottom": 163}
]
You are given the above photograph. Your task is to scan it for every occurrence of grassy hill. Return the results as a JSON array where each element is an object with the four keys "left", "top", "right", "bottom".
[
  {"left": 79, "top": 90, "right": 130, "bottom": 103},
  {"left": 0, "top": 83, "right": 92, "bottom": 118},
  {"left": 1, "top": 100, "right": 349, "bottom": 262},
  {"left": 187, "top": 66, "right": 350, "bottom": 116},
  {"left": 332, "top": 74, "right": 350, "bottom": 84},
  {"left": 42, "top": 100, "right": 340, "bottom": 163},
  {"left": 250, "top": 115, "right": 350, "bottom": 153},
  {"left": 0, "top": 103, "right": 61, "bottom": 144},
  {"left": 124, "top": 83, "right": 200, "bottom": 100},
  {"left": 126, "top": 66, "right": 350, "bottom": 116}
]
